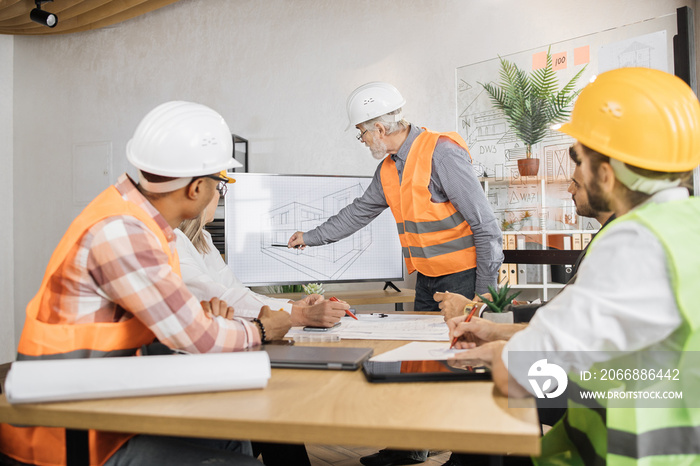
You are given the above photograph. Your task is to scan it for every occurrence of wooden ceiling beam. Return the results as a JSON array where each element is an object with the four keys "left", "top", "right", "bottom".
[{"left": 0, "top": 0, "right": 181, "bottom": 35}]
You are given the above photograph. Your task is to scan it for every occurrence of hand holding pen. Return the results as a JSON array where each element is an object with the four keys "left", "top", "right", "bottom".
[
  {"left": 447, "top": 310, "right": 516, "bottom": 350},
  {"left": 286, "top": 231, "right": 306, "bottom": 249},
  {"left": 449, "top": 303, "right": 480, "bottom": 349},
  {"left": 329, "top": 296, "right": 358, "bottom": 320}
]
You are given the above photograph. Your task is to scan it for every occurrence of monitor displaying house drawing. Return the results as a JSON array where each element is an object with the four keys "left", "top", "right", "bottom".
[{"left": 224, "top": 174, "right": 404, "bottom": 286}]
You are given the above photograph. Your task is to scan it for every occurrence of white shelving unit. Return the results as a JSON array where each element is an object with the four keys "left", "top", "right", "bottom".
[{"left": 482, "top": 177, "right": 600, "bottom": 302}]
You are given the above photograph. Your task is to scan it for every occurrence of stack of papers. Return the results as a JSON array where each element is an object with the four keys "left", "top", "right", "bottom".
[
  {"left": 286, "top": 314, "right": 449, "bottom": 341},
  {"left": 4, "top": 352, "right": 271, "bottom": 404}
]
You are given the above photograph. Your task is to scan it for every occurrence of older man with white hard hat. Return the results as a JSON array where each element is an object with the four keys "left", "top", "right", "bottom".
[
  {"left": 288, "top": 82, "right": 503, "bottom": 466},
  {"left": 289, "top": 82, "right": 502, "bottom": 311}
]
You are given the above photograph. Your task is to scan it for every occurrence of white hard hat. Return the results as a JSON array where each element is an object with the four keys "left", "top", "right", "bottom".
[
  {"left": 346, "top": 82, "right": 406, "bottom": 130},
  {"left": 126, "top": 101, "right": 241, "bottom": 178}
]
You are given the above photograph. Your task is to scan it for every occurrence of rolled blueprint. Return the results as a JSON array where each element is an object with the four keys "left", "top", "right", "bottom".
[{"left": 4, "top": 351, "right": 270, "bottom": 404}]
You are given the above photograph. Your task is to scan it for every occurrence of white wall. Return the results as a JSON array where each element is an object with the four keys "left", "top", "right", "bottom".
[
  {"left": 6, "top": 0, "right": 695, "bottom": 356},
  {"left": 1, "top": 34, "right": 13, "bottom": 363}
]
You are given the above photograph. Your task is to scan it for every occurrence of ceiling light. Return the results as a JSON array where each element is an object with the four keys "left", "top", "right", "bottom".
[{"left": 30, "top": 0, "right": 58, "bottom": 28}]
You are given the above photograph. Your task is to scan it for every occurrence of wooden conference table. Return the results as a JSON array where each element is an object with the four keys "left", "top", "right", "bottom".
[
  {"left": 268, "top": 287, "right": 416, "bottom": 311},
  {"left": 0, "top": 338, "right": 541, "bottom": 463}
]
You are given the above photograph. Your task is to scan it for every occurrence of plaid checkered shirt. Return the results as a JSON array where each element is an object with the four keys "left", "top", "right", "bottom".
[{"left": 35, "top": 173, "right": 260, "bottom": 352}]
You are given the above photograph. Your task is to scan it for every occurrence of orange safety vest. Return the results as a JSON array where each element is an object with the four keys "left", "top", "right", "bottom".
[
  {"left": 0, "top": 185, "right": 180, "bottom": 466},
  {"left": 380, "top": 130, "right": 477, "bottom": 277}
]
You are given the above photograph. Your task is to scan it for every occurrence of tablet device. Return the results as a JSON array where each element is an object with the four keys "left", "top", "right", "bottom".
[
  {"left": 362, "top": 359, "right": 491, "bottom": 383},
  {"left": 262, "top": 345, "right": 373, "bottom": 371}
]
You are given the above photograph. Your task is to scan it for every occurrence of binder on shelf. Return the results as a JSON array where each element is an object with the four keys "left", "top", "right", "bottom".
[
  {"left": 517, "top": 264, "right": 528, "bottom": 285},
  {"left": 525, "top": 242, "right": 543, "bottom": 284},
  {"left": 499, "top": 264, "right": 509, "bottom": 285},
  {"left": 516, "top": 236, "right": 527, "bottom": 284},
  {"left": 502, "top": 234, "right": 517, "bottom": 286},
  {"left": 572, "top": 234, "right": 582, "bottom": 250},
  {"left": 551, "top": 234, "right": 575, "bottom": 284},
  {"left": 508, "top": 263, "right": 518, "bottom": 285},
  {"left": 506, "top": 234, "right": 517, "bottom": 251},
  {"left": 563, "top": 235, "right": 572, "bottom": 251},
  {"left": 581, "top": 233, "right": 593, "bottom": 249},
  {"left": 500, "top": 233, "right": 509, "bottom": 286}
]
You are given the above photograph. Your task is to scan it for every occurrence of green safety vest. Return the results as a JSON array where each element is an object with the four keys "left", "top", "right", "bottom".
[{"left": 533, "top": 196, "right": 700, "bottom": 466}]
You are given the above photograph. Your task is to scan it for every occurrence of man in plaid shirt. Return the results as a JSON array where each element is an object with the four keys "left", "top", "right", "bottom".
[{"left": 1, "top": 102, "right": 288, "bottom": 466}]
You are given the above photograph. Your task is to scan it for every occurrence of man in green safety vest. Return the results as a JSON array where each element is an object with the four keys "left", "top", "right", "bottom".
[{"left": 448, "top": 67, "right": 700, "bottom": 465}]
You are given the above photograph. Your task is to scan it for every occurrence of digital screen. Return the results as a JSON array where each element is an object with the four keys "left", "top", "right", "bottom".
[{"left": 224, "top": 173, "right": 404, "bottom": 286}]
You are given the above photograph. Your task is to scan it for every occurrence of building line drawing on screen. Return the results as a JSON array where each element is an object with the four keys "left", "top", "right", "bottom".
[
  {"left": 226, "top": 174, "right": 403, "bottom": 286},
  {"left": 261, "top": 183, "right": 373, "bottom": 281}
]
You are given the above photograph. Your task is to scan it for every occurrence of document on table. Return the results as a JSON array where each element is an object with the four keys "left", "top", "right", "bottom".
[
  {"left": 285, "top": 314, "right": 450, "bottom": 341},
  {"left": 369, "top": 342, "right": 467, "bottom": 362}
]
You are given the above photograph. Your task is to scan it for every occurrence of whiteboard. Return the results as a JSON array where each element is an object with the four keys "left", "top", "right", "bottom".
[
  {"left": 224, "top": 173, "right": 404, "bottom": 286},
  {"left": 455, "top": 13, "right": 677, "bottom": 232}
]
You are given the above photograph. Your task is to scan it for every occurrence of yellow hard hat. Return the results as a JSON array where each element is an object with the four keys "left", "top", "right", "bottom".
[{"left": 558, "top": 68, "right": 700, "bottom": 172}]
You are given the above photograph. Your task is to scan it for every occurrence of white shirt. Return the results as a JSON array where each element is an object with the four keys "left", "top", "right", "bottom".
[
  {"left": 175, "top": 229, "right": 293, "bottom": 318},
  {"left": 504, "top": 188, "right": 687, "bottom": 390}
]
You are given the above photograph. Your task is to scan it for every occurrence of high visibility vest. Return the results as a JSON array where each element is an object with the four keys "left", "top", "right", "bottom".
[
  {"left": 534, "top": 197, "right": 700, "bottom": 466},
  {"left": 0, "top": 185, "right": 179, "bottom": 466},
  {"left": 380, "top": 129, "right": 477, "bottom": 276}
]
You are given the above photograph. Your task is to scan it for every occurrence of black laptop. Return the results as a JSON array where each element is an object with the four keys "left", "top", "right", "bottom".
[{"left": 261, "top": 345, "right": 373, "bottom": 371}]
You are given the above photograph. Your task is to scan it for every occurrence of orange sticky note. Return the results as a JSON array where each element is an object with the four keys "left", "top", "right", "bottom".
[
  {"left": 532, "top": 52, "right": 547, "bottom": 70},
  {"left": 552, "top": 52, "right": 567, "bottom": 71},
  {"left": 574, "top": 45, "right": 590, "bottom": 65}
]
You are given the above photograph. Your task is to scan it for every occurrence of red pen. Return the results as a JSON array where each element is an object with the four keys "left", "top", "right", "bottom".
[
  {"left": 450, "top": 303, "right": 479, "bottom": 349},
  {"left": 329, "top": 296, "right": 358, "bottom": 320}
]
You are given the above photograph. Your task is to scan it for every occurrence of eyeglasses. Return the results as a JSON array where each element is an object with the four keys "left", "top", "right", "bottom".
[
  {"left": 205, "top": 175, "right": 228, "bottom": 197},
  {"left": 356, "top": 128, "right": 369, "bottom": 142}
]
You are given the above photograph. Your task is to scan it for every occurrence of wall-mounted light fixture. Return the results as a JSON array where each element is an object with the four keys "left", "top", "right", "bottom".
[{"left": 30, "top": 0, "right": 58, "bottom": 28}]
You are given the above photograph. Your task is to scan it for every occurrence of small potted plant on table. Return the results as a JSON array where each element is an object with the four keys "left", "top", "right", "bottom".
[{"left": 477, "top": 283, "right": 521, "bottom": 323}]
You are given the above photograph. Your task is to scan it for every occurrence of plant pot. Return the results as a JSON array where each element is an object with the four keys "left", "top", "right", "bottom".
[
  {"left": 481, "top": 310, "right": 514, "bottom": 324},
  {"left": 517, "top": 158, "right": 540, "bottom": 177}
]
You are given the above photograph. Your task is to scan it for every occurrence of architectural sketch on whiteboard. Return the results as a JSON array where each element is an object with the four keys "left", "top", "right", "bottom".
[
  {"left": 456, "top": 21, "right": 672, "bottom": 233},
  {"left": 457, "top": 51, "right": 585, "bottom": 231},
  {"left": 598, "top": 30, "right": 667, "bottom": 73},
  {"left": 620, "top": 41, "right": 653, "bottom": 68},
  {"left": 260, "top": 184, "right": 373, "bottom": 280},
  {"left": 458, "top": 79, "right": 575, "bottom": 185}
]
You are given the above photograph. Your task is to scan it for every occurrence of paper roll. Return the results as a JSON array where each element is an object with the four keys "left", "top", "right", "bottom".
[{"left": 5, "top": 351, "right": 270, "bottom": 404}]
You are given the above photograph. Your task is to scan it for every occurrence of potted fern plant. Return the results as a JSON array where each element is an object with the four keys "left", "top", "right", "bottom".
[
  {"left": 480, "top": 48, "right": 586, "bottom": 177},
  {"left": 477, "top": 283, "right": 521, "bottom": 323}
]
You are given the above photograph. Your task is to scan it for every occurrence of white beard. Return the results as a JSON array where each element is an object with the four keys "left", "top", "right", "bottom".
[{"left": 370, "top": 139, "right": 388, "bottom": 160}]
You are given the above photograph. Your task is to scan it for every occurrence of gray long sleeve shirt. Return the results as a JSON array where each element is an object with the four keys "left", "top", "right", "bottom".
[{"left": 303, "top": 125, "right": 503, "bottom": 294}]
